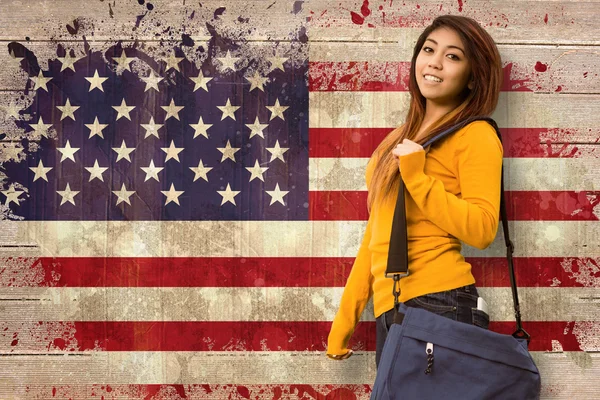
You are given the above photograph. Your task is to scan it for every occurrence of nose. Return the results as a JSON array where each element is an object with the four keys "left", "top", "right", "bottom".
[{"left": 428, "top": 53, "right": 443, "bottom": 69}]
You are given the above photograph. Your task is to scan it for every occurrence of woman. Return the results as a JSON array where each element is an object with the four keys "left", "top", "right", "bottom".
[{"left": 326, "top": 15, "right": 504, "bottom": 368}]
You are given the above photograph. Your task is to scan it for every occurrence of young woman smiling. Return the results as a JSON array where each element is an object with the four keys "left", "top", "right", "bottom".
[{"left": 326, "top": 15, "right": 504, "bottom": 367}]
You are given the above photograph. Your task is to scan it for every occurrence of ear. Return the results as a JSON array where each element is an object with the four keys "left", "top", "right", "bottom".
[{"left": 467, "top": 78, "right": 475, "bottom": 90}]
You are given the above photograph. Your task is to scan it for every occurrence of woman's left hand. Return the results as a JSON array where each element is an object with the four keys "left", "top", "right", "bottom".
[{"left": 391, "top": 139, "right": 424, "bottom": 158}]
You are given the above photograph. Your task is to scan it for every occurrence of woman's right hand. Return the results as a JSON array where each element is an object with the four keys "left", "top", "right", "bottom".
[{"left": 326, "top": 349, "right": 353, "bottom": 360}]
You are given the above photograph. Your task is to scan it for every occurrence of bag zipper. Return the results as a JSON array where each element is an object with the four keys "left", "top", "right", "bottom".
[{"left": 425, "top": 342, "right": 434, "bottom": 375}]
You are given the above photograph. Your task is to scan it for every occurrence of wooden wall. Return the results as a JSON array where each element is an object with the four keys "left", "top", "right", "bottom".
[{"left": 0, "top": 1, "right": 598, "bottom": 399}]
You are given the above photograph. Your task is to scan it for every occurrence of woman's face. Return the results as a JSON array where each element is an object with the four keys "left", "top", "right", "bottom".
[{"left": 415, "top": 27, "right": 473, "bottom": 108}]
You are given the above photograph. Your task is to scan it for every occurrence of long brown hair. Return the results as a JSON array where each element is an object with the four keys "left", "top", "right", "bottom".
[{"left": 367, "top": 15, "right": 502, "bottom": 211}]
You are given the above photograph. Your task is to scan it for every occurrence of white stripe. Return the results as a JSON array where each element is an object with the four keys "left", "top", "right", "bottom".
[
  {"left": 0, "top": 351, "right": 597, "bottom": 395},
  {"left": 309, "top": 157, "right": 600, "bottom": 191},
  {"left": 0, "top": 220, "right": 598, "bottom": 258},
  {"left": 0, "top": 287, "right": 598, "bottom": 323},
  {"left": 309, "top": 92, "right": 600, "bottom": 128}
]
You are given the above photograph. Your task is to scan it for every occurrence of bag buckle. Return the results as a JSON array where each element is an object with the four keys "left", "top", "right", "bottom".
[{"left": 390, "top": 272, "right": 408, "bottom": 308}]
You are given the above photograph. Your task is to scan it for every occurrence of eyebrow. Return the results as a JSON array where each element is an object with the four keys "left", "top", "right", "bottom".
[{"left": 425, "top": 38, "right": 465, "bottom": 55}]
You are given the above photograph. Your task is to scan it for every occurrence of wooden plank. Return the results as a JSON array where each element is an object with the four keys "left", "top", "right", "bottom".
[
  {"left": 309, "top": 44, "right": 600, "bottom": 94},
  {"left": 0, "top": 0, "right": 307, "bottom": 42},
  {"left": 0, "top": 286, "right": 598, "bottom": 322},
  {"left": 309, "top": 92, "right": 600, "bottom": 129},
  {"left": 0, "top": 1, "right": 599, "bottom": 44},
  {"left": 0, "top": 220, "right": 598, "bottom": 258},
  {"left": 0, "top": 39, "right": 306, "bottom": 91},
  {"left": 308, "top": 0, "right": 600, "bottom": 45},
  {"left": 309, "top": 157, "right": 600, "bottom": 192},
  {"left": 0, "top": 351, "right": 597, "bottom": 393},
  {"left": 0, "top": 42, "right": 597, "bottom": 94}
]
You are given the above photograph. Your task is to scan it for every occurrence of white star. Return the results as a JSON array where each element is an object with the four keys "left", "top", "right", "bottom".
[
  {"left": 162, "top": 53, "right": 183, "bottom": 72},
  {"left": 140, "top": 116, "right": 163, "bottom": 139},
  {"left": 112, "top": 183, "right": 135, "bottom": 206},
  {"left": 9, "top": 50, "right": 24, "bottom": 65},
  {"left": 217, "top": 140, "right": 240, "bottom": 163},
  {"left": 217, "top": 183, "right": 241, "bottom": 206},
  {"left": 161, "top": 183, "right": 184, "bottom": 206},
  {"left": 161, "top": 99, "right": 184, "bottom": 121},
  {"left": 141, "top": 70, "right": 164, "bottom": 92},
  {"left": 85, "top": 117, "right": 109, "bottom": 139},
  {"left": 140, "top": 159, "right": 163, "bottom": 182},
  {"left": 30, "top": 70, "right": 52, "bottom": 92},
  {"left": 28, "top": 116, "right": 53, "bottom": 138},
  {"left": 1, "top": 185, "right": 25, "bottom": 207},
  {"left": 85, "top": 160, "right": 108, "bottom": 182},
  {"left": 266, "top": 99, "right": 289, "bottom": 121},
  {"left": 57, "top": 140, "right": 80, "bottom": 163},
  {"left": 190, "top": 116, "right": 212, "bottom": 139},
  {"left": 267, "top": 56, "right": 288, "bottom": 72},
  {"left": 1, "top": 103, "right": 21, "bottom": 120},
  {"left": 216, "top": 50, "right": 240, "bottom": 72},
  {"left": 245, "top": 117, "right": 268, "bottom": 139},
  {"left": 56, "top": 53, "right": 83, "bottom": 72},
  {"left": 56, "top": 183, "right": 79, "bottom": 206},
  {"left": 112, "top": 99, "right": 136, "bottom": 121},
  {"left": 85, "top": 69, "right": 108, "bottom": 92},
  {"left": 29, "top": 160, "right": 53, "bottom": 182},
  {"left": 190, "top": 71, "right": 213, "bottom": 92},
  {"left": 189, "top": 159, "right": 213, "bottom": 182},
  {"left": 112, "top": 140, "right": 135, "bottom": 162},
  {"left": 56, "top": 98, "right": 79, "bottom": 121},
  {"left": 265, "top": 183, "right": 289, "bottom": 206},
  {"left": 112, "top": 51, "right": 136, "bottom": 72},
  {"left": 266, "top": 140, "right": 289, "bottom": 163},
  {"left": 246, "top": 71, "right": 268, "bottom": 92},
  {"left": 217, "top": 98, "right": 240, "bottom": 121},
  {"left": 245, "top": 160, "right": 269, "bottom": 182},
  {"left": 161, "top": 140, "right": 184, "bottom": 163}
]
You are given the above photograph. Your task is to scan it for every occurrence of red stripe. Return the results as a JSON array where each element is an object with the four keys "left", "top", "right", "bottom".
[
  {"left": 4, "top": 321, "right": 588, "bottom": 352},
  {"left": 2, "top": 256, "right": 595, "bottom": 288},
  {"left": 309, "top": 191, "right": 600, "bottom": 221},
  {"left": 309, "top": 127, "right": 594, "bottom": 158},
  {"left": 309, "top": 62, "right": 531, "bottom": 92},
  {"left": 16, "top": 384, "right": 372, "bottom": 399}
]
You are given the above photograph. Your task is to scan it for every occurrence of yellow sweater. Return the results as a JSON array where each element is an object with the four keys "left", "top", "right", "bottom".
[{"left": 327, "top": 120, "right": 504, "bottom": 356}]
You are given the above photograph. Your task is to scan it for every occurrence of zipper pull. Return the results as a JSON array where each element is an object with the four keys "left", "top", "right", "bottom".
[{"left": 425, "top": 342, "right": 434, "bottom": 375}]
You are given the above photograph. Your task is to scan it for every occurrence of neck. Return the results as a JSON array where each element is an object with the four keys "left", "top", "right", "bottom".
[{"left": 422, "top": 99, "right": 460, "bottom": 126}]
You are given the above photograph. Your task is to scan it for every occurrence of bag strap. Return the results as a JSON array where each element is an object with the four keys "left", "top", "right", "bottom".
[{"left": 386, "top": 116, "right": 530, "bottom": 340}]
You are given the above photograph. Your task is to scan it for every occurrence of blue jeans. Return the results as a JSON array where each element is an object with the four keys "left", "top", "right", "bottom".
[{"left": 375, "top": 284, "right": 489, "bottom": 368}]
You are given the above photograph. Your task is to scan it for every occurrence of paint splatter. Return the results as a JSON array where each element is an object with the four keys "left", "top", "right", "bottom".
[
  {"left": 66, "top": 19, "right": 80, "bottom": 35},
  {"left": 351, "top": 0, "right": 372, "bottom": 25},
  {"left": 293, "top": 0, "right": 303, "bottom": 14},
  {"left": 534, "top": 61, "right": 548, "bottom": 72},
  {"left": 544, "top": 14, "right": 549, "bottom": 23},
  {"left": 181, "top": 33, "right": 195, "bottom": 47},
  {"left": 350, "top": 11, "right": 365, "bottom": 25},
  {"left": 457, "top": 0, "right": 463, "bottom": 12},
  {"left": 361, "top": 0, "right": 371, "bottom": 17},
  {"left": 214, "top": 6, "right": 226, "bottom": 19}
]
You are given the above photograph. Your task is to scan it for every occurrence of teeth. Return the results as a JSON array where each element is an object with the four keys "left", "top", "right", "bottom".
[{"left": 424, "top": 75, "right": 442, "bottom": 83}]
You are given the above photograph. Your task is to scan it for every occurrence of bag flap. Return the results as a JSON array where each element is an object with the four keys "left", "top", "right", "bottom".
[{"left": 401, "top": 307, "right": 539, "bottom": 374}]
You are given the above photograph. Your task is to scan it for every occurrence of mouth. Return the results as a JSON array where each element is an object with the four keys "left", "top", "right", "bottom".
[{"left": 423, "top": 74, "right": 443, "bottom": 83}]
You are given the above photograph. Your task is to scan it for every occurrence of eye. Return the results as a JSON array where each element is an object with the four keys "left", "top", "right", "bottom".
[
  {"left": 447, "top": 54, "right": 460, "bottom": 61},
  {"left": 422, "top": 46, "right": 433, "bottom": 53}
]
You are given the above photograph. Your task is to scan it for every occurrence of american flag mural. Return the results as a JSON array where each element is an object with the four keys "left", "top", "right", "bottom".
[{"left": 0, "top": 1, "right": 599, "bottom": 399}]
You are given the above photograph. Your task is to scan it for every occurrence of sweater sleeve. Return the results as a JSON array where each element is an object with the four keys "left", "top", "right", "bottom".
[
  {"left": 326, "top": 156, "right": 377, "bottom": 356},
  {"left": 326, "top": 214, "right": 374, "bottom": 356},
  {"left": 398, "top": 122, "right": 503, "bottom": 249}
]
